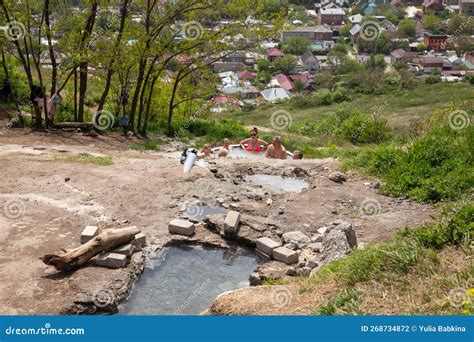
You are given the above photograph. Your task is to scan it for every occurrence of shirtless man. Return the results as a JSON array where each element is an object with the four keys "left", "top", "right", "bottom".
[{"left": 265, "top": 136, "right": 287, "bottom": 160}]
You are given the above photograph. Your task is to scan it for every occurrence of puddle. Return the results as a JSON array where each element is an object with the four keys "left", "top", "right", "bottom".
[
  {"left": 246, "top": 174, "right": 309, "bottom": 193},
  {"left": 120, "top": 245, "right": 261, "bottom": 315},
  {"left": 182, "top": 204, "right": 227, "bottom": 222}
]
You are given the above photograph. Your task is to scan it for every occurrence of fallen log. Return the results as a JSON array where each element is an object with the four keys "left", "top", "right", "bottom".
[
  {"left": 53, "top": 122, "right": 94, "bottom": 130},
  {"left": 41, "top": 226, "right": 141, "bottom": 272}
]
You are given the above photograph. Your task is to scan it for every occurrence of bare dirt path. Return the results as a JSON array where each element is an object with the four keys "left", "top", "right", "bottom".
[{"left": 0, "top": 117, "right": 437, "bottom": 315}]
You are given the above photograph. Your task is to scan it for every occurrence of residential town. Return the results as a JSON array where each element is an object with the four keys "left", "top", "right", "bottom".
[{"left": 209, "top": 0, "right": 474, "bottom": 111}]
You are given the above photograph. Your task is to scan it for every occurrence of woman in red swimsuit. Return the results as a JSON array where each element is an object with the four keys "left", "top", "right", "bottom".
[{"left": 239, "top": 127, "right": 269, "bottom": 153}]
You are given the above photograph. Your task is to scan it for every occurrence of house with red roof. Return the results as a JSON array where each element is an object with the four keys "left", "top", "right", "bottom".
[
  {"left": 270, "top": 73, "right": 294, "bottom": 92},
  {"left": 266, "top": 48, "right": 285, "bottom": 62},
  {"left": 237, "top": 71, "right": 257, "bottom": 82},
  {"left": 212, "top": 95, "right": 244, "bottom": 112}
]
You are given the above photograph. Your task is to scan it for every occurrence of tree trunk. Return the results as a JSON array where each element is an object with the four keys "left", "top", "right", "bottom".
[
  {"left": 96, "top": 0, "right": 129, "bottom": 113},
  {"left": 1, "top": 47, "right": 24, "bottom": 126},
  {"left": 44, "top": 0, "right": 57, "bottom": 95},
  {"left": 77, "top": 0, "right": 98, "bottom": 122},
  {"left": 41, "top": 226, "right": 141, "bottom": 271}
]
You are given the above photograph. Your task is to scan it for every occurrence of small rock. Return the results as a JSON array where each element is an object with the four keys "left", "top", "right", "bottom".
[
  {"left": 311, "top": 234, "right": 323, "bottom": 243},
  {"left": 364, "top": 182, "right": 371, "bottom": 186},
  {"left": 306, "top": 258, "right": 319, "bottom": 269},
  {"left": 282, "top": 231, "right": 311, "bottom": 249},
  {"left": 298, "top": 267, "right": 312, "bottom": 277},
  {"left": 210, "top": 168, "right": 218, "bottom": 174},
  {"left": 373, "top": 182, "right": 381, "bottom": 189},
  {"left": 328, "top": 172, "right": 347, "bottom": 184},
  {"left": 283, "top": 243, "right": 298, "bottom": 250},
  {"left": 317, "top": 227, "right": 329, "bottom": 236},
  {"left": 64, "top": 177, "right": 70, "bottom": 182},
  {"left": 286, "top": 267, "right": 297, "bottom": 276},
  {"left": 229, "top": 203, "right": 240, "bottom": 210},
  {"left": 249, "top": 272, "right": 262, "bottom": 286},
  {"left": 309, "top": 242, "right": 323, "bottom": 253},
  {"left": 266, "top": 198, "right": 273, "bottom": 205}
]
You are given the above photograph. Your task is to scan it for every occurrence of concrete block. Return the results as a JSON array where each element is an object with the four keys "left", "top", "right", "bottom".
[
  {"left": 255, "top": 249, "right": 271, "bottom": 261},
  {"left": 112, "top": 243, "right": 134, "bottom": 256},
  {"left": 132, "top": 233, "right": 146, "bottom": 248},
  {"left": 272, "top": 247, "right": 298, "bottom": 265},
  {"left": 80, "top": 226, "right": 99, "bottom": 244},
  {"left": 224, "top": 211, "right": 240, "bottom": 235},
  {"left": 256, "top": 237, "right": 281, "bottom": 256},
  {"left": 95, "top": 253, "right": 128, "bottom": 268},
  {"left": 169, "top": 219, "right": 195, "bottom": 236}
]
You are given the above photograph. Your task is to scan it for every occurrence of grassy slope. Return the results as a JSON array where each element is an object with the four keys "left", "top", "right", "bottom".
[{"left": 217, "top": 83, "right": 474, "bottom": 132}]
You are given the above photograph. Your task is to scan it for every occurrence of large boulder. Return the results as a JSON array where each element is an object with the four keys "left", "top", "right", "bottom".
[
  {"left": 321, "top": 229, "right": 352, "bottom": 263},
  {"left": 336, "top": 221, "right": 357, "bottom": 249},
  {"left": 282, "top": 231, "right": 311, "bottom": 249}
]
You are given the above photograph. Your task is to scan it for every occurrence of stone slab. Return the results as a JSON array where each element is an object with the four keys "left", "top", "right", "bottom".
[
  {"left": 273, "top": 247, "right": 298, "bottom": 265},
  {"left": 169, "top": 219, "right": 195, "bottom": 236},
  {"left": 95, "top": 253, "right": 127, "bottom": 268},
  {"left": 80, "top": 226, "right": 99, "bottom": 244},
  {"left": 256, "top": 237, "right": 281, "bottom": 256}
]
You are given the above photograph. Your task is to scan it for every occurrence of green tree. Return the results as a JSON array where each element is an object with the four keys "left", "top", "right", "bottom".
[
  {"left": 422, "top": 14, "right": 441, "bottom": 31},
  {"left": 284, "top": 36, "right": 311, "bottom": 55},
  {"left": 271, "top": 55, "right": 297, "bottom": 74},
  {"left": 398, "top": 19, "right": 416, "bottom": 38}
]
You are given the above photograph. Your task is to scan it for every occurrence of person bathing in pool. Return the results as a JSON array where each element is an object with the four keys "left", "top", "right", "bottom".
[
  {"left": 239, "top": 127, "right": 269, "bottom": 153},
  {"left": 218, "top": 138, "right": 231, "bottom": 157},
  {"left": 198, "top": 144, "right": 213, "bottom": 158},
  {"left": 265, "top": 136, "right": 287, "bottom": 160}
]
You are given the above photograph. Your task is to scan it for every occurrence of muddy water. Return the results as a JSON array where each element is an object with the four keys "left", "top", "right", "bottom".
[
  {"left": 246, "top": 174, "right": 309, "bottom": 193},
  {"left": 120, "top": 245, "right": 260, "bottom": 315}
]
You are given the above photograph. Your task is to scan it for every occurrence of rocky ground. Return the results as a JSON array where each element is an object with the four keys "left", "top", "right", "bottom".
[{"left": 0, "top": 112, "right": 437, "bottom": 315}]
